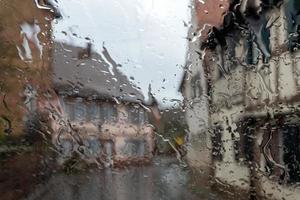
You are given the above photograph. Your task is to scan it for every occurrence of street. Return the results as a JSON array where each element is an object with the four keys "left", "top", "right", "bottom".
[{"left": 26, "top": 156, "right": 222, "bottom": 200}]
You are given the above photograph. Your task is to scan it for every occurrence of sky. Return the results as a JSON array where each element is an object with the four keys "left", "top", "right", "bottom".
[{"left": 53, "top": 0, "right": 190, "bottom": 107}]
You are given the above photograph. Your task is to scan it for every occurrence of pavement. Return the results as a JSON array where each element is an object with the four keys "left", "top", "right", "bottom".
[{"left": 25, "top": 155, "right": 222, "bottom": 200}]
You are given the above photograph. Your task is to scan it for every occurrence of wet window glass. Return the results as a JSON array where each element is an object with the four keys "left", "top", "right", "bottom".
[
  {"left": 86, "top": 101, "right": 100, "bottom": 122},
  {"left": 74, "top": 98, "right": 86, "bottom": 121},
  {"left": 100, "top": 103, "right": 117, "bottom": 123},
  {"left": 127, "top": 105, "right": 145, "bottom": 125},
  {"left": 2, "top": 0, "right": 300, "bottom": 200}
]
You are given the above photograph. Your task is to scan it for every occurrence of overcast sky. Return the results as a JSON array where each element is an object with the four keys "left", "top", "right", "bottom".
[{"left": 53, "top": 0, "right": 190, "bottom": 107}]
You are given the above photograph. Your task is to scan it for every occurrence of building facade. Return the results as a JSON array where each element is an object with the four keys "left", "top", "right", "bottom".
[
  {"left": 46, "top": 42, "right": 155, "bottom": 166},
  {"left": 180, "top": 0, "right": 230, "bottom": 178},
  {"left": 181, "top": 0, "right": 300, "bottom": 199},
  {"left": 0, "top": 0, "right": 60, "bottom": 137}
]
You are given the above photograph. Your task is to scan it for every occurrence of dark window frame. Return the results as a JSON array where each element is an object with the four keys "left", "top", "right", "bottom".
[{"left": 211, "top": 126, "right": 224, "bottom": 161}]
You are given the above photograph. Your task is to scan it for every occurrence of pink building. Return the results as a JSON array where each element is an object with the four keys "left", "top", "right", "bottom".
[{"left": 48, "top": 42, "right": 156, "bottom": 166}]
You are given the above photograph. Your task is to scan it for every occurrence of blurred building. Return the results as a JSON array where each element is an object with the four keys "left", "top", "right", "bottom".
[
  {"left": 180, "top": 0, "right": 300, "bottom": 199},
  {"left": 0, "top": 0, "right": 60, "bottom": 136},
  {"left": 0, "top": 0, "right": 156, "bottom": 166},
  {"left": 179, "top": 0, "right": 229, "bottom": 181},
  {"left": 48, "top": 42, "right": 155, "bottom": 165}
]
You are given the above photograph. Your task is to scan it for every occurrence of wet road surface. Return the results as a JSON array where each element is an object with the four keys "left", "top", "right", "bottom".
[{"left": 26, "top": 156, "right": 222, "bottom": 200}]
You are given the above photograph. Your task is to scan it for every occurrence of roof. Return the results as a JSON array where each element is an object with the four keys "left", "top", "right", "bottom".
[{"left": 52, "top": 42, "right": 144, "bottom": 103}]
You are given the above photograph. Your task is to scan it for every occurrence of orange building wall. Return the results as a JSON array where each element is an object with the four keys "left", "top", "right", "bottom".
[{"left": 0, "top": 0, "right": 55, "bottom": 136}]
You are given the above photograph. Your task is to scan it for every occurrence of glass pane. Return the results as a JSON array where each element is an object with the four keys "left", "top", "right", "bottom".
[
  {"left": 2, "top": 0, "right": 300, "bottom": 200},
  {"left": 100, "top": 103, "right": 117, "bottom": 122}
]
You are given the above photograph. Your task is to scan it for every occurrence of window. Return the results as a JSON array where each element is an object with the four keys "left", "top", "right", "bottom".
[
  {"left": 139, "top": 108, "right": 147, "bottom": 123},
  {"left": 74, "top": 98, "right": 86, "bottom": 121},
  {"left": 121, "top": 139, "right": 147, "bottom": 157},
  {"left": 281, "top": 125, "right": 300, "bottom": 183},
  {"left": 83, "top": 136, "right": 101, "bottom": 157},
  {"left": 238, "top": 118, "right": 257, "bottom": 163},
  {"left": 259, "top": 122, "right": 300, "bottom": 184},
  {"left": 86, "top": 101, "right": 100, "bottom": 122},
  {"left": 103, "top": 140, "right": 114, "bottom": 157},
  {"left": 100, "top": 103, "right": 117, "bottom": 122},
  {"left": 24, "top": 84, "right": 36, "bottom": 111},
  {"left": 127, "top": 105, "right": 145, "bottom": 124},
  {"left": 287, "top": 0, "right": 300, "bottom": 52},
  {"left": 191, "top": 73, "right": 202, "bottom": 99},
  {"left": 63, "top": 98, "right": 87, "bottom": 122},
  {"left": 211, "top": 126, "right": 223, "bottom": 161},
  {"left": 64, "top": 100, "right": 75, "bottom": 121},
  {"left": 245, "top": 33, "right": 259, "bottom": 65}
]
